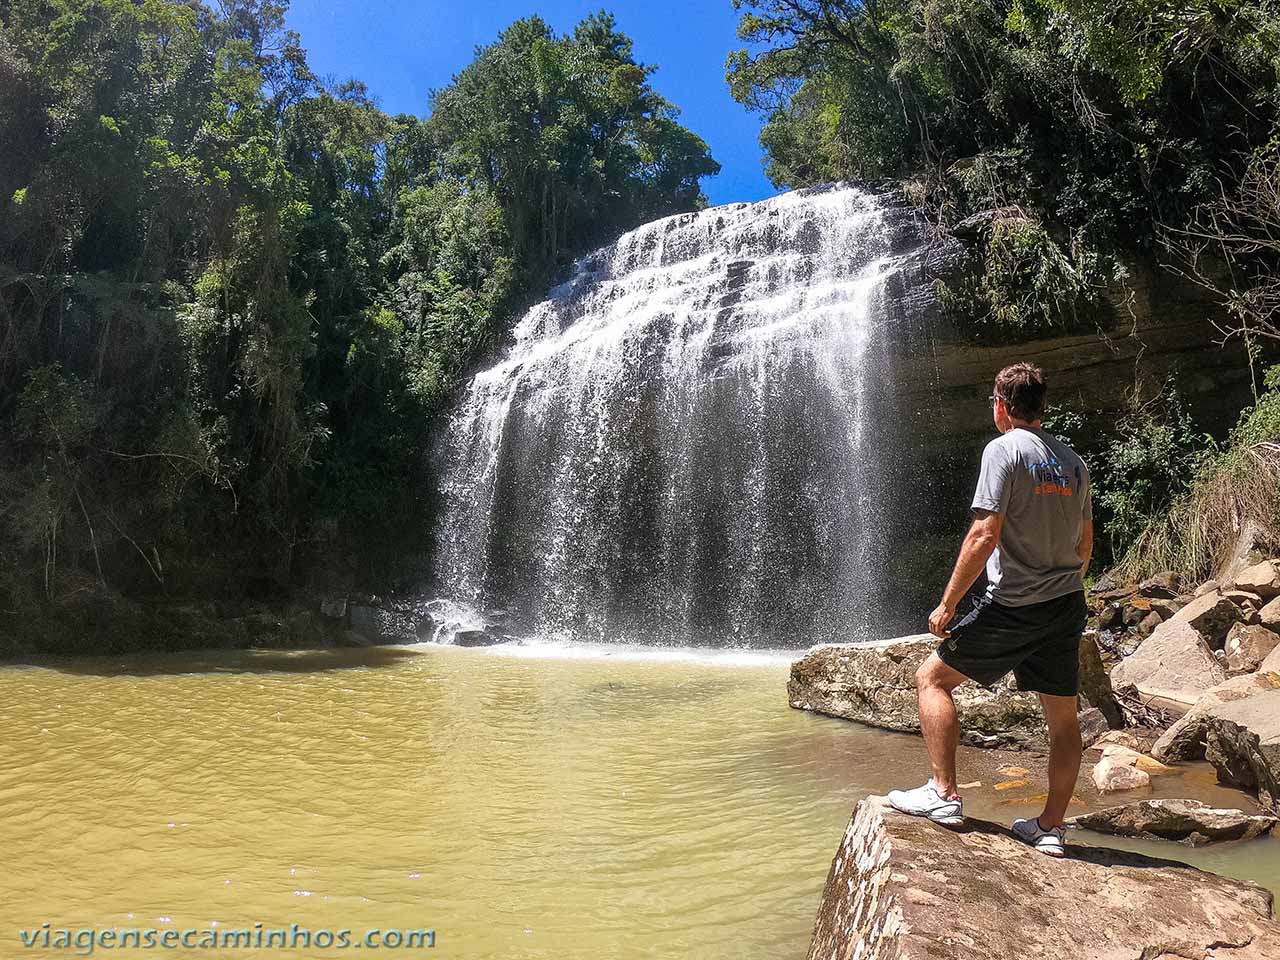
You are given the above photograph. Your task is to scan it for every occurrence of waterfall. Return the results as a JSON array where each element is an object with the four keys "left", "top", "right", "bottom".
[{"left": 433, "top": 183, "right": 947, "bottom": 647}]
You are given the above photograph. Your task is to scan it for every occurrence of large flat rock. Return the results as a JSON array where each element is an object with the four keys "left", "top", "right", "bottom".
[
  {"left": 788, "top": 636, "right": 1047, "bottom": 749},
  {"left": 788, "top": 634, "right": 1118, "bottom": 750},
  {"left": 1152, "top": 672, "right": 1280, "bottom": 762},
  {"left": 1110, "top": 618, "right": 1226, "bottom": 711},
  {"left": 808, "top": 796, "right": 1280, "bottom": 960},
  {"left": 1067, "top": 798, "right": 1278, "bottom": 844},
  {"left": 1207, "top": 689, "right": 1280, "bottom": 813}
]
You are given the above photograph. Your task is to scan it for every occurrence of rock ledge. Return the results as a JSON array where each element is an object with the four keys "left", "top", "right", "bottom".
[{"left": 807, "top": 796, "right": 1280, "bottom": 960}]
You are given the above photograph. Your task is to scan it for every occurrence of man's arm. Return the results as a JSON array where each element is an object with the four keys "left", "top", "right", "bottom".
[
  {"left": 928, "top": 509, "right": 1004, "bottom": 638},
  {"left": 1077, "top": 515, "right": 1094, "bottom": 577}
]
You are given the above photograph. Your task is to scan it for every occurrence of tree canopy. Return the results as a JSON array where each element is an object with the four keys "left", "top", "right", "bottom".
[{"left": 0, "top": 1, "right": 718, "bottom": 619}]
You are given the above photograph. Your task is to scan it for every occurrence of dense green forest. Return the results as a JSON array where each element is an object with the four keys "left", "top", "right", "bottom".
[
  {"left": 6, "top": 0, "right": 1280, "bottom": 650},
  {"left": 0, "top": 0, "right": 717, "bottom": 639},
  {"left": 729, "top": 0, "right": 1280, "bottom": 577}
]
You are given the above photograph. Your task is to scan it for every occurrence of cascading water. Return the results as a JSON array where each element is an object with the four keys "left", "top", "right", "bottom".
[{"left": 433, "top": 183, "right": 950, "bottom": 647}]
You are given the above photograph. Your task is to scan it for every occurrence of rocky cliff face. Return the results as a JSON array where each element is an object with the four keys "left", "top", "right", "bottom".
[
  {"left": 807, "top": 796, "right": 1280, "bottom": 960},
  {"left": 431, "top": 181, "right": 1251, "bottom": 648}
]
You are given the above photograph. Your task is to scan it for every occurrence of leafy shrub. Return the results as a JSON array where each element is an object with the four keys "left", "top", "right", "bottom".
[
  {"left": 1044, "top": 381, "right": 1211, "bottom": 570},
  {"left": 937, "top": 217, "right": 1112, "bottom": 341},
  {"left": 1110, "top": 364, "right": 1280, "bottom": 583}
]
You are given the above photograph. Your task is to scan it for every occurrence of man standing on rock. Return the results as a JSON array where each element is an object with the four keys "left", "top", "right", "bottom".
[{"left": 888, "top": 362, "right": 1093, "bottom": 858}]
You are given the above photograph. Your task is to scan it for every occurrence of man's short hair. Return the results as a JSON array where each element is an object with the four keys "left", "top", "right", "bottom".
[{"left": 994, "top": 362, "right": 1047, "bottom": 421}]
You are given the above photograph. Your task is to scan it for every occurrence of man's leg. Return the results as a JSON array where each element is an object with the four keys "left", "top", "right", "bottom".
[
  {"left": 1037, "top": 692, "right": 1082, "bottom": 828},
  {"left": 915, "top": 653, "right": 971, "bottom": 796}
]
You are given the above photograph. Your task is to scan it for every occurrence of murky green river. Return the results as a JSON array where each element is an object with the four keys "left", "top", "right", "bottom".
[{"left": 1, "top": 642, "right": 1276, "bottom": 959}]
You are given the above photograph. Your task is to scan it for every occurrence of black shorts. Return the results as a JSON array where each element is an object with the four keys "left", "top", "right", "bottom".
[{"left": 937, "top": 590, "right": 1087, "bottom": 698}]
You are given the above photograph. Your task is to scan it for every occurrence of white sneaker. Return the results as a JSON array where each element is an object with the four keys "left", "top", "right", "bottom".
[
  {"left": 887, "top": 782, "right": 964, "bottom": 826},
  {"left": 1012, "top": 817, "right": 1066, "bottom": 857}
]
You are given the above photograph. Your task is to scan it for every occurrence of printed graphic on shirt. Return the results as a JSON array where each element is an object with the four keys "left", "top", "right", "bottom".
[{"left": 1029, "top": 456, "right": 1081, "bottom": 498}]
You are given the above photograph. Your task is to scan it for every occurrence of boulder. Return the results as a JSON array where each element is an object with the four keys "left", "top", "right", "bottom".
[
  {"left": 1138, "top": 610, "right": 1162, "bottom": 636},
  {"left": 318, "top": 598, "right": 348, "bottom": 620},
  {"left": 1215, "top": 519, "right": 1272, "bottom": 587},
  {"left": 1138, "top": 571, "right": 1180, "bottom": 599},
  {"left": 1078, "top": 631, "right": 1124, "bottom": 728},
  {"left": 1109, "top": 619, "right": 1226, "bottom": 711},
  {"left": 1090, "top": 728, "right": 1162, "bottom": 753},
  {"left": 1090, "top": 577, "right": 1136, "bottom": 602},
  {"left": 1225, "top": 589, "right": 1265, "bottom": 612},
  {"left": 1092, "top": 755, "right": 1152, "bottom": 792},
  {"left": 1067, "top": 799, "right": 1279, "bottom": 844},
  {"left": 1234, "top": 560, "right": 1280, "bottom": 601},
  {"left": 347, "top": 604, "right": 417, "bottom": 644},
  {"left": 1149, "top": 596, "right": 1186, "bottom": 621},
  {"left": 1152, "top": 672, "right": 1280, "bottom": 762},
  {"left": 1260, "top": 595, "right": 1280, "bottom": 631},
  {"left": 1168, "top": 590, "right": 1244, "bottom": 647},
  {"left": 338, "top": 629, "right": 373, "bottom": 648},
  {"left": 1077, "top": 706, "right": 1109, "bottom": 748},
  {"left": 1263, "top": 644, "right": 1280, "bottom": 674},
  {"left": 453, "top": 628, "right": 506, "bottom": 647},
  {"left": 1121, "top": 596, "right": 1153, "bottom": 627},
  {"left": 1225, "top": 624, "right": 1280, "bottom": 675},
  {"left": 1206, "top": 689, "right": 1280, "bottom": 812},
  {"left": 1098, "top": 602, "right": 1125, "bottom": 630},
  {"left": 1099, "top": 743, "right": 1179, "bottom": 775},
  {"left": 806, "top": 797, "right": 1280, "bottom": 960},
  {"left": 1193, "top": 580, "right": 1220, "bottom": 598},
  {"left": 788, "top": 637, "right": 1048, "bottom": 749}
]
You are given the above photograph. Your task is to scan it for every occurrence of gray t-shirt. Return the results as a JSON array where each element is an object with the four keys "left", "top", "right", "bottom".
[{"left": 971, "top": 425, "right": 1091, "bottom": 606}]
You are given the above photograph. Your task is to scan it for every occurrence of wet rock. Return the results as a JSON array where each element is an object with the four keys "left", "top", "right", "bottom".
[
  {"left": 1168, "top": 590, "right": 1244, "bottom": 648},
  {"left": 806, "top": 796, "right": 1280, "bottom": 960},
  {"left": 1109, "top": 619, "right": 1226, "bottom": 711},
  {"left": 1225, "top": 624, "right": 1280, "bottom": 675},
  {"left": 453, "top": 628, "right": 505, "bottom": 647},
  {"left": 347, "top": 604, "right": 417, "bottom": 645},
  {"left": 338, "top": 629, "right": 373, "bottom": 648},
  {"left": 1067, "top": 799, "right": 1279, "bottom": 844},
  {"left": 1152, "top": 672, "right": 1280, "bottom": 762},
  {"left": 414, "top": 613, "right": 441, "bottom": 642},
  {"left": 1092, "top": 755, "right": 1152, "bottom": 792},
  {"left": 319, "top": 598, "right": 348, "bottom": 620},
  {"left": 1233, "top": 560, "right": 1280, "bottom": 601},
  {"left": 1206, "top": 689, "right": 1280, "bottom": 812},
  {"left": 1138, "top": 571, "right": 1180, "bottom": 599},
  {"left": 788, "top": 637, "right": 1050, "bottom": 749}
]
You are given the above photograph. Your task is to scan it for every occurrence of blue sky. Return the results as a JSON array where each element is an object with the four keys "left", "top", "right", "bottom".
[{"left": 283, "top": 0, "right": 777, "bottom": 206}]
